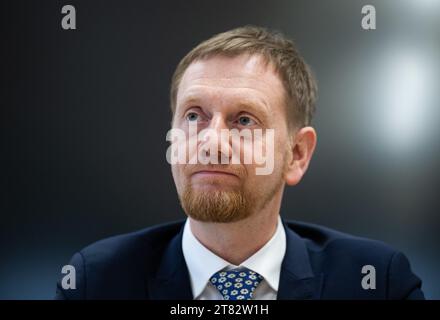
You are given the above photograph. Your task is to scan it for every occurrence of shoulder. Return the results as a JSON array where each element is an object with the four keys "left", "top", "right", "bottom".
[
  {"left": 79, "top": 219, "right": 185, "bottom": 261},
  {"left": 55, "top": 220, "right": 185, "bottom": 299},
  {"left": 283, "top": 220, "right": 424, "bottom": 299},
  {"left": 284, "top": 219, "right": 397, "bottom": 258}
]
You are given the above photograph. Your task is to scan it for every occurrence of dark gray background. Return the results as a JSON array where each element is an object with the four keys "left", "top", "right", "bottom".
[{"left": 1, "top": 0, "right": 439, "bottom": 299}]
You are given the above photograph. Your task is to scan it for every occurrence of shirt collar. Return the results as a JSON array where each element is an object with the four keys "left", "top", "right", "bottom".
[{"left": 182, "top": 215, "right": 286, "bottom": 299}]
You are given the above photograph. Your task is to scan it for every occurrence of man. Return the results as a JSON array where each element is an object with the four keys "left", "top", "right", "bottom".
[{"left": 55, "top": 26, "right": 424, "bottom": 300}]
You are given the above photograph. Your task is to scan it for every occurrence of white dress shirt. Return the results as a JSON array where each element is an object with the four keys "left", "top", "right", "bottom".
[{"left": 182, "top": 215, "right": 287, "bottom": 300}]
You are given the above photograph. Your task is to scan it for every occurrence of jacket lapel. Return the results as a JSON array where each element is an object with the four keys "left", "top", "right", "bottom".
[
  {"left": 147, "top": 218, "right": 323, "bottom": 300},
  {"left": 277, "top": 219, "right": 323, "bottom": 300},
  {"left": 147, "top": 224, "right": 194, "bottom": 300}
]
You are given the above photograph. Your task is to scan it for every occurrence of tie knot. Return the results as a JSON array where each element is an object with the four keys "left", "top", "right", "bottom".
[{"left": 209, "top": 268, "right": 263, "bottom": 300}]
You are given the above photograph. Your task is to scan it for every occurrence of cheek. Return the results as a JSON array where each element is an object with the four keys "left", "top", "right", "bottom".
[
  {"left": 171, "top": 165, "right": 184, "bottom": 187},
  {"left": 273, "top": 129, "right": 291, "bottom": 166}
]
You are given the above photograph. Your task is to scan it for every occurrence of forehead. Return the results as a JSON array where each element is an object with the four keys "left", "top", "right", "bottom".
[{"left": 177, "top": 54, "right": 285, "bottom": 109}]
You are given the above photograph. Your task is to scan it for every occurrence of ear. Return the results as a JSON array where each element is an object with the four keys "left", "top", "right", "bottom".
[{"left": 284, "top": 126, "right": 317, "bottom": 186}]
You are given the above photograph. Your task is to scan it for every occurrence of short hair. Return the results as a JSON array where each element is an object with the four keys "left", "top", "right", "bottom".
[{"left": 170, "top": 25, "right": 317, "bottom": 128}]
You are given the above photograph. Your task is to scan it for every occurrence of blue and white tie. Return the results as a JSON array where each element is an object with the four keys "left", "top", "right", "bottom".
[{"left": 209, "top": 268, "right": 263, "bottom": 300}]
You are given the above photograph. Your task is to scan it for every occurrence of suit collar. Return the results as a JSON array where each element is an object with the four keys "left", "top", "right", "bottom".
[
  {"left": 147, "top": 218, "right": 323, "bottom": 300},
  {"left": 277, "top": 218, "right": 323, "bottom": 299},
  {"left": 147, "top": 223, "right": 194, "bottom": 299}
]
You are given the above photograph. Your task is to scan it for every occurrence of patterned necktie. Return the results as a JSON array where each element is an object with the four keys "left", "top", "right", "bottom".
[{"left": 209, "top": 268, "right": 264, "bottom": 300}]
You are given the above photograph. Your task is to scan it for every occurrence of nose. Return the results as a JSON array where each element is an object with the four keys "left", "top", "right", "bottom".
[
  {"left": 209, "top": 111, "right": 229, "bottom": 131},
  {"left": 199, "top": 112, "right": 232, "bottom": 164}
]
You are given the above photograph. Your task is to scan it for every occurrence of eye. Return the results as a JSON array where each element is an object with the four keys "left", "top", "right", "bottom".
[
  {"left": 186, "top": 112, "right": 199, "bottom": 122},
  {"left": 238, "top": 116, "right": 256, "bottom": 126}
]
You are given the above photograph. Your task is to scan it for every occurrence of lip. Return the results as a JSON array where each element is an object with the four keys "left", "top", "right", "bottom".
[{"left": 192, "top": 170, "right": 239, "bottom": 178}]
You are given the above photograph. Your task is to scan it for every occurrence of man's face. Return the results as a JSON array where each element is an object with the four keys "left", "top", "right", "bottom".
[{"left": 171, "top": 54, "right": 293, "bottom": 223}]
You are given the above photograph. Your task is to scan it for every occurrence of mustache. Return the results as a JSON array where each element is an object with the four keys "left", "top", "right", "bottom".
[{"left": 184, "top": 164, "right": 247, "bottom": 178}]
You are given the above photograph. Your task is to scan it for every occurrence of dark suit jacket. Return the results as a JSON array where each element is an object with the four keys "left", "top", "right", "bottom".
[{"left": 55, "top": 219, "right": 424, "bottom": 300}]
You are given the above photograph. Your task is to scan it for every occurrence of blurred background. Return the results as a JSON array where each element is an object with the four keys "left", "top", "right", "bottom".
[{"left": 1, "top": 0, "right": 439, "bottom": 299}]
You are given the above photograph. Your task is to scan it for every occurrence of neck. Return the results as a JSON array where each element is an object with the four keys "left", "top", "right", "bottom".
[{"left": 188, "top": 190, "right": 283, "bottom": 265}]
